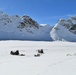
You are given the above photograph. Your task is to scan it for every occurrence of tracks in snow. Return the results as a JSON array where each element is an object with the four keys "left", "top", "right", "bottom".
[{"left": 36, "top": 56, "right": 76, "bottom": 75}]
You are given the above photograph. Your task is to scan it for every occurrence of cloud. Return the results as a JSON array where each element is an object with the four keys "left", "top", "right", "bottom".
[
  {"left": 67, "top": 14, "right": 76, "bottom": 17},
  {"left": 46, "top": 16, "right": 62, "bottom": 19},
  {"left": 45, "top": 14, "right": 76, "bottom": 20},
  {"left": 39, "top": 15, "right": 67, "bottom": 21},
  {"left": 37, "top": 14, "right": 73, "bottom": 23},
  {"left": 0, "top": 7, "right": 7, "bottom": 11}
]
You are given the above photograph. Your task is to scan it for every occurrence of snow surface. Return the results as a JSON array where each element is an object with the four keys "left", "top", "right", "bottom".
[{"left": 0, "top": 41, "right": 76, "bottom": 75}]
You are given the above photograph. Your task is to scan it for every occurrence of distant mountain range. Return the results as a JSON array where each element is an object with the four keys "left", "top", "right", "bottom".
[
  {"left": 0, "top": 11, "right": 76, "bottom": 41},
  {"left": 0, "top": 11, "right": 53, "bottom": 41}
]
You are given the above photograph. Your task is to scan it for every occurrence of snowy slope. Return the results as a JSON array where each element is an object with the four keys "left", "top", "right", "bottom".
[
  {"left": 0, "top": 11, "right": 53, "bottom": 41},
  {"left": 50, "top": 17, "right": 76, "bottom": 42},
  {"left": 0, "top": 41, "right": 76, "bottom": 75}
]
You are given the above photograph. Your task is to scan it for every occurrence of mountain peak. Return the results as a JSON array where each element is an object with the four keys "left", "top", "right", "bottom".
[
  {"left": 0, "top": 11, "right": 52, "bottom": 41},
  {"left": 50, "top": 16, "right": 76, "bottom": 42}
]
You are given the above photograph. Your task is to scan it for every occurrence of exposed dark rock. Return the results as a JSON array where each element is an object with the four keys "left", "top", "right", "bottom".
[
  {"left": 34, "top": 54, "right": 40, "bottom": 57},
  {"left": 10, "top": 50, "right": 19, "bottom": 55},
  {"left": 38, "top": 49, "right": 44, "bottom": 54}
]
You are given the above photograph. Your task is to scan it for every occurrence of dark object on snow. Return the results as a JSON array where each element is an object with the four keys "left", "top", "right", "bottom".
[
  {"left": 38, "top": 49, "right": 44, "bottom": 54},
  {"left": 10, "top": 50, "right": 19, "bottom": 55},
  {"left": 20, "top": 54, "right": 25, "bottom": 56},
  {"left": 34, "top": 54, "right": 40, "bottom": 57}
]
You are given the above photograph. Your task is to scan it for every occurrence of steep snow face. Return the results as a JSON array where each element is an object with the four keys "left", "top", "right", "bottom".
[
  {"left": 39, "top": 24, "right": 53, "bottom": 41},
  {"left": 50, "top": 17, "right": 76, "bottom": 42},
  {"left": 0, "top": 12, "right": 52, "bottom": 41}
]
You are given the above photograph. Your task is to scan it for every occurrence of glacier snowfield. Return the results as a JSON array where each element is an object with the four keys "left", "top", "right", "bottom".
[{"left": 0, "top": 41, "right": 76, "bottom": 75}]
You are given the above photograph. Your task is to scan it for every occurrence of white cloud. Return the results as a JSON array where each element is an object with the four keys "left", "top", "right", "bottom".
[
  {"left": 0, "top": 7, "right": 8, "bottom": 12},
  {"left": 40, "top": 15, "right": 68, "bottom": 21},
  {"left": 67, "top": 14, "right": 76, "bottom": 17},
  {"left": 37, "top": 14, "right": 74, "bottom": 22}
]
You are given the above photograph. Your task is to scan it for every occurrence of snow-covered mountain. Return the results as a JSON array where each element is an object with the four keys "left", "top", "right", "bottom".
[
  {"left": 0, "top": 11, "right": 53, "bottom": 41},
  {"left": 50, "top": 16, "right": 76, "bottom": 42}
]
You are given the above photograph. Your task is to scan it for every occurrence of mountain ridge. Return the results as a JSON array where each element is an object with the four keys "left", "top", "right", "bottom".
[
  {"left": 0, "top": 11, "right": 53, "bottom": 41},
  {"left": 50, "top": 16, "right": 76, "bottom": 42}
]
